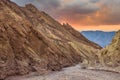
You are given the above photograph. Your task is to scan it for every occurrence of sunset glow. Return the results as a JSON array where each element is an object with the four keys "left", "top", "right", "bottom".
[
  {"left": 11, "top": 0, "right": 120, "bottom": 31},
  {"left": 75, "top": 25, "right": 120, "bottom": 31},
  {"left": 60, "top": 20, "right": 120, "bottom": 31}
]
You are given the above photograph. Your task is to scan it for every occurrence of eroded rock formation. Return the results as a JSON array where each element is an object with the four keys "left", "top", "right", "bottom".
[
  {"left": 0, "top": 0, "right": 101, "bottom": 79},
  {"left": 99, "top": 30, "right": 120, "bottom": 67}
]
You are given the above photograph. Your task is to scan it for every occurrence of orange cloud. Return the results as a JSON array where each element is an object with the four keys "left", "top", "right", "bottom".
[
  {"left": 58, "top": 4, "right": 120, "bottom": 31},
  {"left": 73, "top": 25, "right": 120, "bottom": 31},
  {"left": 12, "top": 0, "right": 120, "bottom": 31}
]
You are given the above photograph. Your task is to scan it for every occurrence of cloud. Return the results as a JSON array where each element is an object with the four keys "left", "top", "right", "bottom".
[
  {"left": 59, "top": 0, "right": 100, "bottom": 14},
  {"left": 33, "top": 0, "right": 60, "bottom": 11},
  {"left": 85, "top": 0, "right": 120, "bottom": 25},
  {"left": 11, "top": 0, "right": 34, "bottom": 6},
  {"left": 10, "top": 0, "right": 120, "bottom": 28}
]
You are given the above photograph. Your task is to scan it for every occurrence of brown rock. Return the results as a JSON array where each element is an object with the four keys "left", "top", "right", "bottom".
[
  {"left": 99, "top": 30, "right": 120, "bottom": 67},
  {"left": 0, "top": 0, "right": 101, "bottom": 79}
]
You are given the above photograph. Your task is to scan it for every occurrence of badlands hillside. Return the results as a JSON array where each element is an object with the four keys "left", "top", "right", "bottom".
[
  {"left": 99, "top": 30, "right": 120, "bottom": 68},
  {"left": 0, "top": 0, "right": 101, "bottom": 79}
]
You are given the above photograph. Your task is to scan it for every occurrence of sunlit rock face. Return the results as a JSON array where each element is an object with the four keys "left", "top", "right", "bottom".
[
  {"left": 0, "top": 0, "right": 101, "bottom": 79},
  {"left": 99, "top": 30, "right": 120, "bottom": 67}
]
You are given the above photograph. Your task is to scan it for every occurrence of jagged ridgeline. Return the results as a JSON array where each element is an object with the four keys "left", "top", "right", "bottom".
[{"left": 0, "top": 0, "right": 101, "bottom": 79}]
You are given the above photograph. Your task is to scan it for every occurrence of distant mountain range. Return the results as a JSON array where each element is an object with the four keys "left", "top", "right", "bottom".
[{"left": 81, "top": 31, "right": 116, "bottom": 47}]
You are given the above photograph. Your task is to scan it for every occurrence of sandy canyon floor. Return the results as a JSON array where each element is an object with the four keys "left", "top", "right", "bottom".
[{"left": 6, "top": 65, "right": 120, "bottom": 80}]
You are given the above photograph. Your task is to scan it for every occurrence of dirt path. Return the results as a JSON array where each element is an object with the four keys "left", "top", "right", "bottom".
[{"left": 6, "top": 65, "right": 120, "bottom": 80}]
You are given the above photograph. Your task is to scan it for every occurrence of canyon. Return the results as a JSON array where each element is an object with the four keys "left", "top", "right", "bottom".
[{"left": 0, "top": 0, "right": 120, "bottom": 80}]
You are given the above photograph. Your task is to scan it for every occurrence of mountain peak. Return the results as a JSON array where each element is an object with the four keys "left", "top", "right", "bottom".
[{"left": 25, "top": 3, "right": 39, "bottom": 12}]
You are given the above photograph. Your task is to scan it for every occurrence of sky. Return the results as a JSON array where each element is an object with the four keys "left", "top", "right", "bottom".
[{"left": 11, "top": 0, "right": 120, "bottom": 31}]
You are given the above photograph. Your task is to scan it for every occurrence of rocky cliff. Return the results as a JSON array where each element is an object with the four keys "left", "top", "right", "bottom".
[
  {"left": 99, "top": 30, "right": 120, "bottom": 67},
  {"left": 0, "top": 0, "right": 101, "bottom": 79}
]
